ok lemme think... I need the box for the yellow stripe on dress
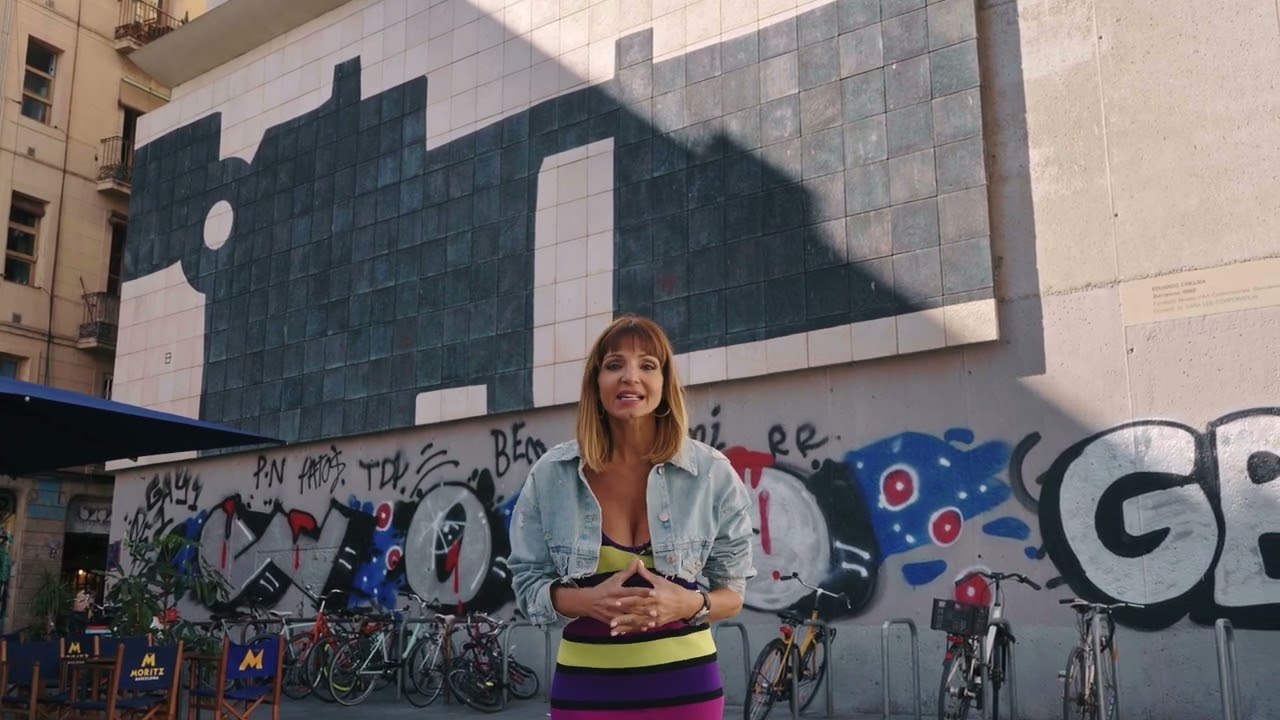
[596,544,656,572]
[557,628,716,669]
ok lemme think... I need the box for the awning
[0,377,281,476]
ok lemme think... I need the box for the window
[107,215,127,295]
[5,195,44,286]
[0,355,21,379]
[21,39,58,124]
[101,373,114,399]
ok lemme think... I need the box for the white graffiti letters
[1212,412,1280,609]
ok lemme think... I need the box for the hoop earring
[654,404,671,418]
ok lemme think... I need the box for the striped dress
[549,534,724,719]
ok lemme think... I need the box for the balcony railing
[98,136,134,187]
[79,291,120,352]
[115,0,185,49]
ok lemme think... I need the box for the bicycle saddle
[776,611,806,625]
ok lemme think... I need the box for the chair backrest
[224,635,282,681]
[4,639,63,684]
[116,642,181,692]
[62,636,92,663]
[97,634,150,660]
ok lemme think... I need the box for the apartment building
[0,0,202,631]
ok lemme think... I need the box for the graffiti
[767,422,831,467]
[491,421,545,478]
[124,469,204,544]
[359,451,412,494]
[298,445,348,495]
[689,405,727,450]
[253,455,287,491]
[1038,408,1280,629]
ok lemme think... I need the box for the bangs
[597,319,669,364]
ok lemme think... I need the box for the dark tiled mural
[126,0,993,442]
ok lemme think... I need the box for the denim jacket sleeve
[507,464,571,627]
[701,451,757,596]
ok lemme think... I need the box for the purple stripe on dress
[563,617,689,639]
[551,661,722,703]
[551,695,724,720]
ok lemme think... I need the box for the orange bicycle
[744,571,851,720]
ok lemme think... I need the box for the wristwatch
[684,589,711,625]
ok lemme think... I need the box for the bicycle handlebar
[780,571,852,609]
[964,571,1042,591]
[1059,598,1144,610]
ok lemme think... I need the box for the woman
[509,315,756,719]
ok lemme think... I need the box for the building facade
[113,0,1278,716]
[0,0,202,630]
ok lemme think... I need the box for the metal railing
[115,0,185,45]
[98,136,134,184]
[881,618,922,720]
[980,618,1019,720]
[712,620,752,696]
[79,291,120,346]
[789,618,834,719]
[500,619,553,708]
[1215,618,1242,720]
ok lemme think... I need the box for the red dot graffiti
[954,572,991,607]
[930,507,963,546]
[881,467,916,509]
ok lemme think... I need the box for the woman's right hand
[552,557,655,625]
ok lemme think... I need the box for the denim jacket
[508,438,756,626]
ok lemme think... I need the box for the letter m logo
[141,653,156,668]
[68,642,82,655]
[238,649,264,672]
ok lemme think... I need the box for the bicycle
[1059,598,1141,720]
[326,593,454,707]
[744,571,850,720]
[935,570,1041,720]
[444,612,540,712]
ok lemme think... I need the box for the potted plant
[28,571,72,639]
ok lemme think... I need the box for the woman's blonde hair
[575,315,688,472]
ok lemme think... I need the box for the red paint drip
[758,490,772,555]
[294,544,301,571]
[220,541,227,569]
[724,446,773,489]
[286,510,318,543]
[446,540,462,595]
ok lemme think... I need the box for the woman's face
[596,341,665,422]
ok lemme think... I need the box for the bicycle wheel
[446,660,502,713]
[937,644,973,720]
[282,634,315,699]
[405,637,445,707]
[507,658,539,699]
[1099,641,1119,720]
[305,635,343,703]
[330,636,382,706]
[989,637,1006,720]
[793,634,827,714]
[745,638,787,720]
[1062,647,1092,720]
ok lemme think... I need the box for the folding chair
[0,638,63,720]
[186,636,283,720]
[65,641,184,720]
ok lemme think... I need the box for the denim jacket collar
[540,439,699,476]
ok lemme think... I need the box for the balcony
[97,136,133,196]
[78,292,120,354]
[114,0,186,54]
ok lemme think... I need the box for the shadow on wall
[125,0,999,442]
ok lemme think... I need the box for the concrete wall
[111,0,1280,717]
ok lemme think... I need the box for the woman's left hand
[608,565,702,636]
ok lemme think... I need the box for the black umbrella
[0,376,281,475]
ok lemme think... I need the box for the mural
[125,0,995,443]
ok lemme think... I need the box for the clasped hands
[587,557,699,636]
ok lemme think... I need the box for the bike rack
[712,620,752,696]
[979,618,1018,720]
[392,616,438,701]
[789,619,835,719]
[500,620,554,708]
[880,618,921,720]
[1215,618,1242,720]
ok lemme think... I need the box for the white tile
[536,168,558,210]
[503,68,532,111]
[558,159,589,201]
[589,0,620,41]
[807,324,853,367]
[453,20,478,61]
[561,8,590,51]
[556,237,588,282]
[586,272,613,315]
[726,340,767,379]
[560,46,590,89]
[534,324,556,365]
[653,0,684,16]
[757,0,795,21]
[426,100,451,135]
[477,78,503,120]
[620,0,653,29]
[531,58,560,100]
[532,364,555,406]
[586,232,613,275]
[360,33,386,66]
[456,0,481,25]
[428,1,453,37]
[944,299,1000,346]
[382,53,407,87]
[851,316,897,360]
[406,9,431,44]
[450,89,476,128]
[687,346,727,385]
[559,198,588,241]
[530,0,558,29]
[723,1,757,31]
[529,22,560,59]
[686,0,721,45]
[587,191,613,235]
[554,316,587,361]
[504,37,533,75]
[534,246,557,287]
[427,39,452,71]
[553,359,583,405]
[589,38,616,82]
[466,384,489,416]
[534,287,556,327]
[477,45,504,85]
[651,8,686,58]
[766,334,808,373]
[362,2,385,34]
[453,54,478,94]
[506,0,533,35]
[477,14,507,51]
[584,311,613,346]
[672,352,691,384]
[415,390,443,424]
[384,20,408,57]
[897,308,947,354]
[555,278,588,322]
[440,387,469,420]
[406,42,430,76]
[535,207,558,247]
